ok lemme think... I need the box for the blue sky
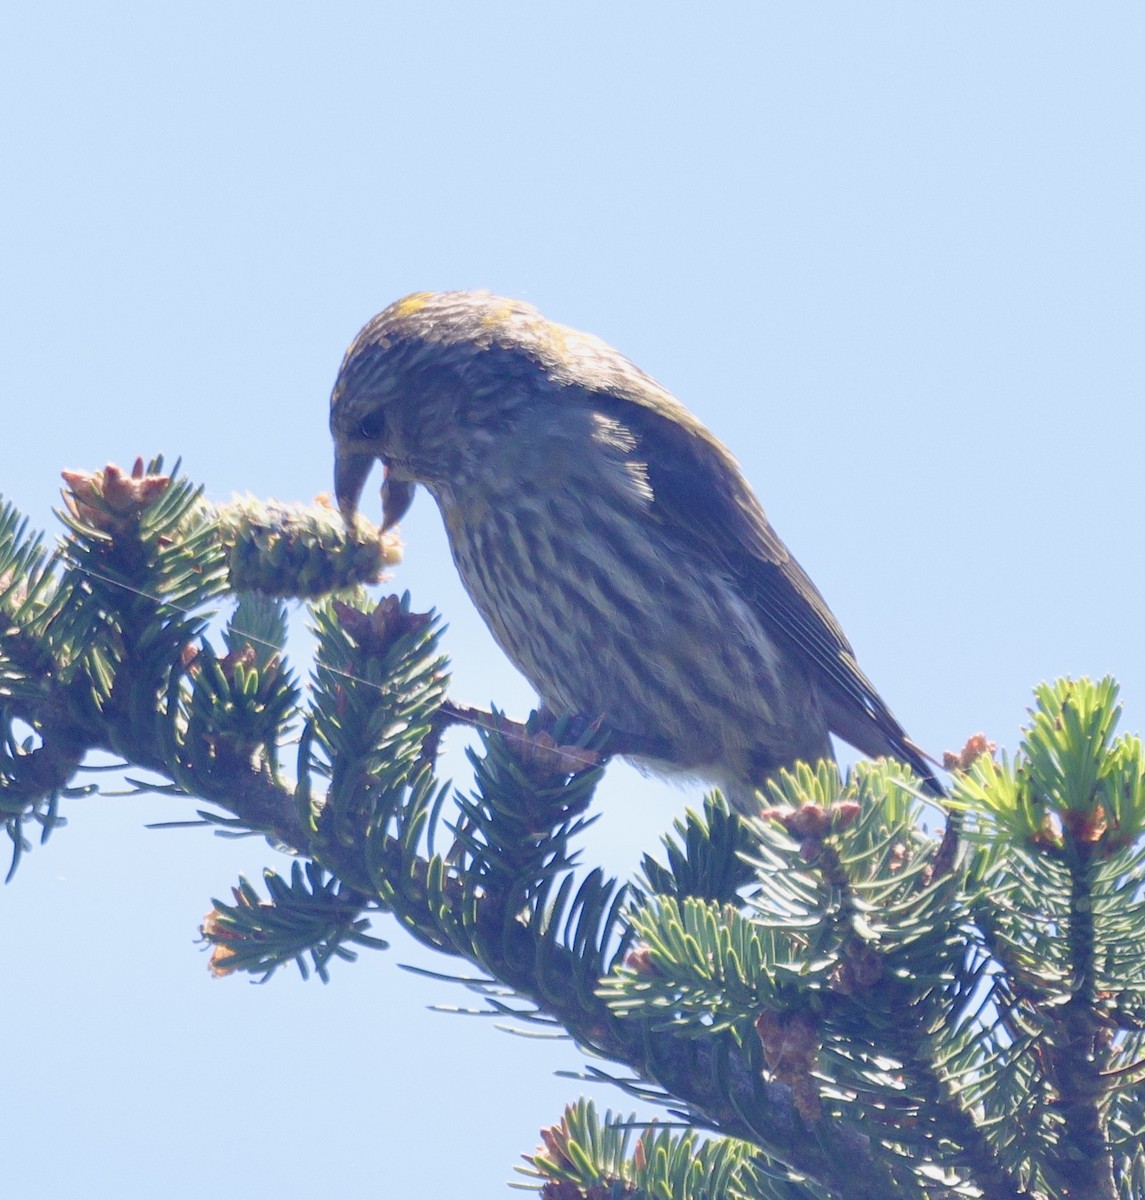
[2,5,1143,1196]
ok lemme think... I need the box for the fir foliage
[2,461,1143,1199]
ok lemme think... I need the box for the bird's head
[331,291,548,528]
[330,290,683,528]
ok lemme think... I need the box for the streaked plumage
[329,291,940,808]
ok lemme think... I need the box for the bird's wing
[592,390,941,793]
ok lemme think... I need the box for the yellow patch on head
[540,321,572,360]
[481,301,520,330]
[392,293,432,319]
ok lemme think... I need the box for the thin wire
[67,560,607,772]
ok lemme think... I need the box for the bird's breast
[434,468,825,777]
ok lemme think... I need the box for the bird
[329,290,941,809]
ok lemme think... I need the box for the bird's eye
[357,411,386,441]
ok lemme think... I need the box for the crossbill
[330,291,940,809]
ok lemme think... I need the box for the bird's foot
[419,701,607,779]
